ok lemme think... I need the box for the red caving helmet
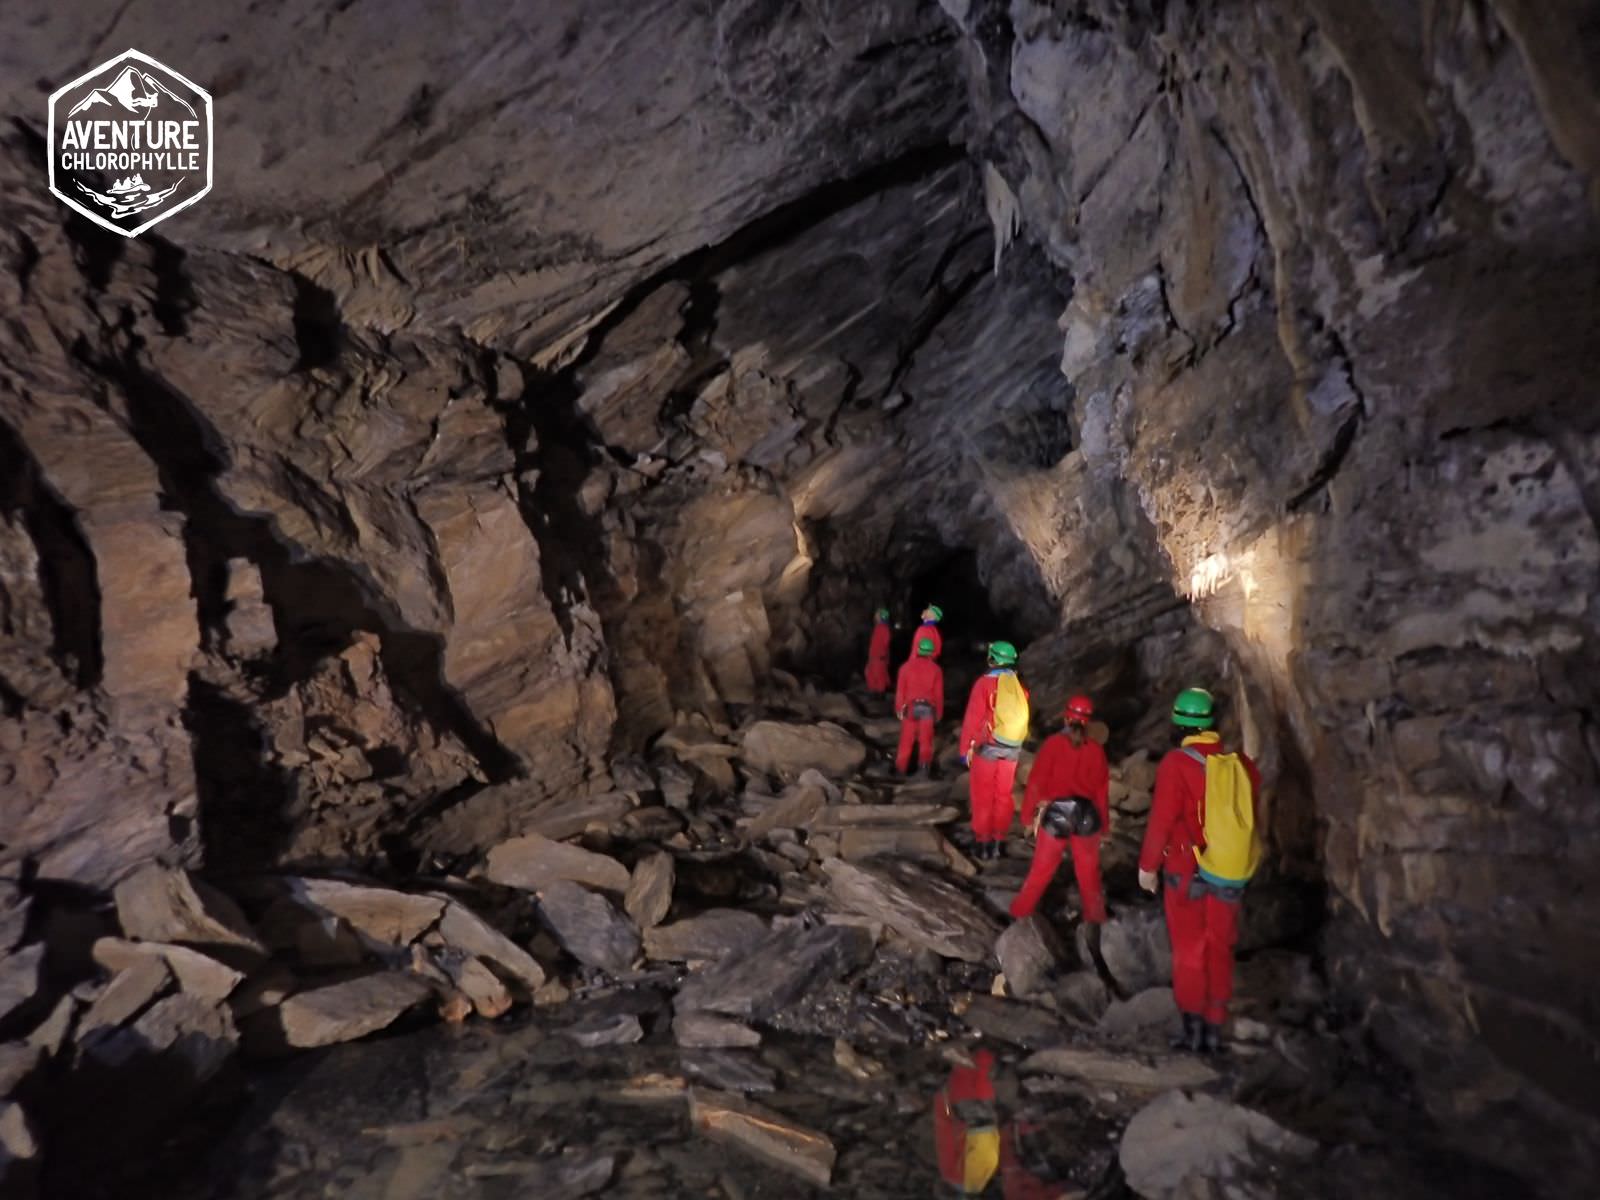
[1064,694,1094,724]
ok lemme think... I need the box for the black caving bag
[1041,795,1102,838]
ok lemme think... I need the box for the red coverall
[1138,733,1261,1025]
[960,671,1027,846]
[904,622,942,661]
[1010,732,1109,923]
[932,1051,998,1193]
[864,620,892,693]
[894,656,944,773]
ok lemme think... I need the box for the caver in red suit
[1139,729,1261,1027]
[959,662,1027,853]
[864,613,892,693]
[904,621,942,662]
[1010,698,1109,924]
[894,648,944,774]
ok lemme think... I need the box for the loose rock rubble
[0,702,1445,1197]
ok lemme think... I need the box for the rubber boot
[1169,1013,1202,1052]
[1201,1022,1224,1056]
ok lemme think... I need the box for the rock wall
[935,0,1600,1182]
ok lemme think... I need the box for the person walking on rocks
[905,603,943,662]
[1138,687,1262,1054]
[865,607,892,694]
[894,636,945,776]
[959,641,1030,860]
[1010,695,1109,924]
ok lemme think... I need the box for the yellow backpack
[1183,747,1260,885]
[990,672,1030,746]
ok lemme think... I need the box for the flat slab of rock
[740,721,866,780]
[817,804,959,827]
[486,834,630,894]
[276,973,433,1048]
[961,994,1067,1049]
[688,1088,835,1187]
[675,923,874,1021]
[79,955,170,1035]
[823,860,999,962]
[1120,1091,1314,1198]
[537,880,639,974]
[287,879,445,948]
[112,865,264,958]
[92,937,244,1005]
[996,916,1066,999]
[673,1012,762,1049]
[1057,969,1112,1025]
[623,852,674,929]
[643,910,769,963]
[436,900,546,992]
[1022,1046,1219,1091]
[836,826,947,865]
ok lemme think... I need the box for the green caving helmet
[923,604,943,622]
[1172,687,1215,728]
[917,636,937,656]
[987,640,1018,667]
[875,607,890,621]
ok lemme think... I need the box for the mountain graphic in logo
[67,65,197,119]
[48,48,214,238]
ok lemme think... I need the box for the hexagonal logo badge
[47,48,212,238]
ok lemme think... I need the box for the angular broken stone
[744,781,829,840]
[995,916,1067,999]
[437,900,546,992]
[673,1012,762,1049]
[1119,1091,1314,1198]
[1022,1045,1219,1091]
[1056,969,1112,1025]
[623,851,675,929]
[740,721,866,780]
[112,865,265,958]
[642,909,769,963]
[536,880,640,974]
[78,955,171,1036]
[486,834,630,894]
[674,923,874,1021]
[1082,906,1171,995]
[0,943,43,1024]
[444,956,514,1019]
[283,878,445,949]
[823,859,999,962]
[25,995,76,1057]
[275,973,433,1048]
[229,961,298,1019]
[256,898,367,966]
[688,1088,835,1186]
[1098,987,1179,1038]
[92,937,244,1006]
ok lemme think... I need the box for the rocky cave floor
[2,669,1543,1199]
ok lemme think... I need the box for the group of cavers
[866,606,1264,1061]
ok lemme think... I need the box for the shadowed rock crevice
[0,416,103,688]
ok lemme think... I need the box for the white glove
[1138,869,1158,894]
